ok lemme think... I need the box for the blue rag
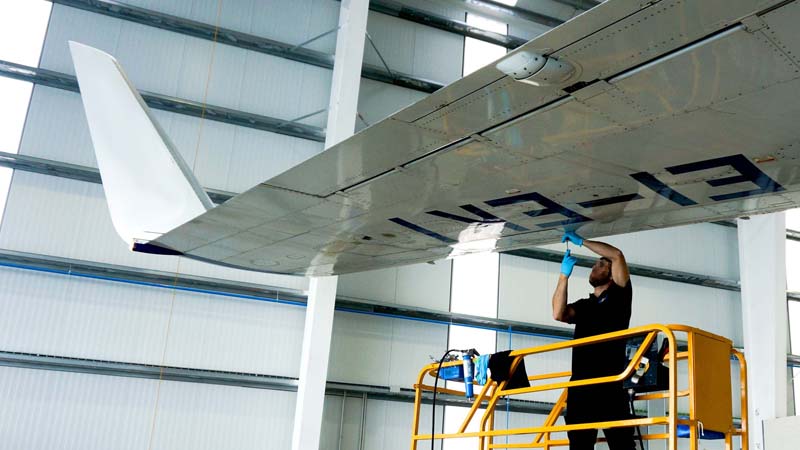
[475,354,490,385]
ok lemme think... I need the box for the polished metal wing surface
[74,0,800,276]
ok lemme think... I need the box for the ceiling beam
[548,0,602,11]
[0,59,326,143]
[0,247,573,339]
[453,0,566,27]
[0,350,556,413]
[0,151,236,205]
[365,0,535,47]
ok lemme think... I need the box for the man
[552,230,635,450]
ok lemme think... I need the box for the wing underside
[84,0,800,276]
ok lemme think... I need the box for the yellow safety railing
[409,324,748,450]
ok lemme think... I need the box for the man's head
[589,256,612,287]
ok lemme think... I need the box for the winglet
[69,41,213,249]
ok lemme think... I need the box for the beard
[589,273,611,287]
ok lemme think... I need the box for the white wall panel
[364,11,464,85]
[320,395,346,450]
[403,0,468,20]
[492,411,555,446]
[237,49,332,129]
[247,0,340,54]
[508,21,553,42]
[115,0,341,53]
[538,223,740,281]
[328,311,447,387]
[115,21,187,95]
[396,259,453,310]
[364,12,416,76]
[499,254,743,346]
[363,398,444,450]
[631,276,742,345]
[115,0,192,20]
[339,265,399,304]
[0,172,308,291]
[409,22,464,85]
[42,5,123,69]
[506,0,577,41]
[357,78,428,131]
[0,366,449,450]
[0,365,295,450]
[169,114,236,190]
[42,5,333,123]
[175,38,248,112]
[497,332,572,404]
[338,259,452,311]
[19,87,97,167]
[226,125,324,192]
[0,266,305,375]
[326,394,445,450]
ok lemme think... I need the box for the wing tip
[68,41,113,62]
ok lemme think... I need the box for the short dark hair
[599,256,612,265]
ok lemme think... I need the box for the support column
[324,0,369,148]
[738,213,788,450]
[291,1,368,450]
[291,276,339,450]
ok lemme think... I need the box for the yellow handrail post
[733,349,749,450]
[481,376,505,450]
[533,388,567,446]
[665,328,678,450]
[410,366,429,450]
[487,404,496,450]
[479,357,522,432]
[460,379,495,433]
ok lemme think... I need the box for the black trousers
[565,383,635,450]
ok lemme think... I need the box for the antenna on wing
[496,50,577,87]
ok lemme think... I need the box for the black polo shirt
[569,280,632,381]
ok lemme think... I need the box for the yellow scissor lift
[410,324,747,450]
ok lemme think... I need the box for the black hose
[628,389,646,450]
[432,349,460,450]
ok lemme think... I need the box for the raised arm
[562,231,630,286]
[552,250,577,323]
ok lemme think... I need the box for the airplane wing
[71,0,800,276]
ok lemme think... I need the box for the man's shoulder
[603,280,632,307]
[611,279,632,292]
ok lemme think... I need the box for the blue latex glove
[561,230,584,247]
[561,250,577,277]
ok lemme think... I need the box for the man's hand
[561,230,584,247]
[560,250,577,277]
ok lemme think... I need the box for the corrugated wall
[0,365,356,450]
[337,259,452,310]
[329,310,448,387]
[0,264,305,375]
